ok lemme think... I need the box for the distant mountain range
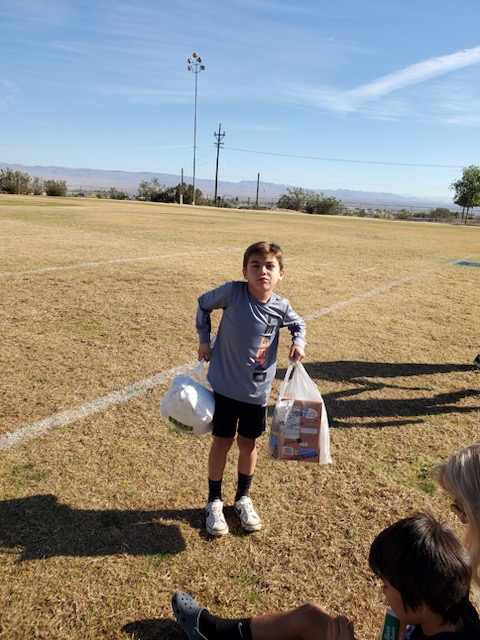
[0,162,456,209]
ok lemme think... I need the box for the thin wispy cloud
[275,44,480,120]
[346,45,480,104]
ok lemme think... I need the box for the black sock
[208,478,223,503]
[234,472,253,503]
[198,609,253,640]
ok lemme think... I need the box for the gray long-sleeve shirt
[196,281,306,405]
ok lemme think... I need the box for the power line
[224,146,463,169]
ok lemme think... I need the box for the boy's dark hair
[368,512,471,625]
[243,241,284,270]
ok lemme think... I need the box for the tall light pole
[187,52,205,206]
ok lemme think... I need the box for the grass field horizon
[1,194,479,639]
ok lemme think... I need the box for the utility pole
[213,123,225,206]
[187,53,205,205]
[256,173,260,207]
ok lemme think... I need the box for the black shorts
[212,392,267,440]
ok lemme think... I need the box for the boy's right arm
[196,282,234,360]
[196,293,215,347]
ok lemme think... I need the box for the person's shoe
[172,591,208,640]
[473,354,480,369]
[234,495,262,532]
[205,499,229,536]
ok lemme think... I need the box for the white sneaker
[205,499,229,536]
[234,496,262,532]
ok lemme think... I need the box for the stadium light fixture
[187,53,205,206]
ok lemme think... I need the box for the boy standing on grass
[196,241,306,536]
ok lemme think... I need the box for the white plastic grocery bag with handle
[268,361,332,464]
[160,361,214,435]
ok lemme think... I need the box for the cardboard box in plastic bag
[268,397,322,462]
[268,362,332,464]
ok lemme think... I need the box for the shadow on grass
[0,494,211,560]
[122,619,182,639]
[276,360,479,428]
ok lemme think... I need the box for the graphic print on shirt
[252,314,277,382]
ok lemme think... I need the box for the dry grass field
[0,194,479,639]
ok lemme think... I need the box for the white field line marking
[0,363,196,451]
[0,249,232,278]
[304,269,436,321]
[0,259,465,451]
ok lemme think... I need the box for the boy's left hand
[289,344,305,361]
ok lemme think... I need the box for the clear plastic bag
[160,361,214,435]
[268,361,332,464]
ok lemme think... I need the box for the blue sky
[2,0,480,200]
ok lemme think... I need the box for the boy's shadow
[0,494,211,560]
[0,495,250,561]
[275,360,479,427]
[307,360,475,383]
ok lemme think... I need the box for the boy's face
[381,579,423,625]
[243,252,284,302]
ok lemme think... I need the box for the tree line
[0,169,204,204]
[1,165,479,222]
[0,168,67,196]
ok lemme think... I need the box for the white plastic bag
[268,361,332,464]
[160,361,214,435]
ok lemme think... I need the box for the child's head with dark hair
[369,512,471,626]
[243,241,284,271]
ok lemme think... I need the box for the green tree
[138,177,162,201]
[277,188,343,215]
[109,187,129,200]
[450,165,480,224]
[277,187,307,211]
[430,207,454,221]
[31,176,43,195]
[0,168,31,194]
[138,179,202,204]
[138,180,151,200]
[305,193,344,215]
[176,181,196,204]
[151,185,176,203]
[44,180,67,196]
[177,183,203,205]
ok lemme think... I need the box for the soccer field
[1,195,479,639]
